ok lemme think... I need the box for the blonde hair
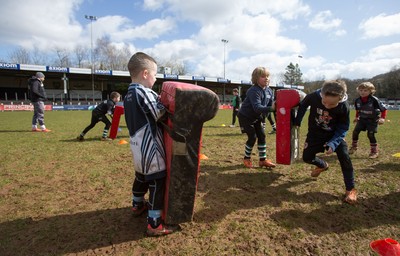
[127,52,157,78]
[251,67,270,85]
[357,81,376,94]
[321,80,347,100]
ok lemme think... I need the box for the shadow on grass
[0,207,147,256]
[0,130,35,133]
[196,165,400,236]
[359,161,400,173]
[59,136,130,143]
[206,133,242,137]
[195,170,328,222]
[270,191,400,235]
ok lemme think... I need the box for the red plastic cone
[370,238,400,256]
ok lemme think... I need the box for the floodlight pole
[85,15,97,103]
[221,39,229,79]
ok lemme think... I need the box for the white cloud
[196,14,305,54]
[302,43,400,80]
[309,10,342,31]
[0,0,83,52]
[160,0,310,24]
[359,12,400,38]
[335,29,347,37]
[358,43,400,62]
[143,0,165,10]
[95,16,176,42]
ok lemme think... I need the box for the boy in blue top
[294,80,357,204]
[238,67,276,169]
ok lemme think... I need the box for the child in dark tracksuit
[349,82,387,159]
[77,91,120,141]
[294,80,357,204]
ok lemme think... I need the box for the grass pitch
[0,109,399,255]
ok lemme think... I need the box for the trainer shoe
[259,159,276,168]
[311,162,329,177]
[243,159,253,168]
[348,147,357,154]
[229,124,235,128]
[41,128,51,132]
[146,223,178,237]
[77,136,85,141]
[32,128,40,132]
[369,152,379,159]
[132,201,147,217]
[101,137,112,141]
[344,189,357,204]
[268,129,276,134]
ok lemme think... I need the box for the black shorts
[355,118,378,133]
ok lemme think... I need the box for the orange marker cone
[118,139,128,145]
[370,238,400,256]
[199,153,209,160]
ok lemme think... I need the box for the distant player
[349,82,387,158]
[77,91,120,141]
[229,88,241,128]
[29,72,51,132]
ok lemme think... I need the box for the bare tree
[95,36,132,70]
[158,59,190,75]
[31,46,47,65]
[74,45,89,68]
[118,45,132,71]
[273,72,286,86]
[53,47,70,67]
[8,47,30,64]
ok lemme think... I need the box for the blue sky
[0,0,399,84]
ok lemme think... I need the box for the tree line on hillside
[282,62,400,102]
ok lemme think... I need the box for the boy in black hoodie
[77,91,120,141]
[294,80,357,204]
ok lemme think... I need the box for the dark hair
[321,80,347,99]
[127,52,157,78]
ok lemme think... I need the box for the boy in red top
[349,82,387,158]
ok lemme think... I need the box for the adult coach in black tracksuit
[30,72,51,132]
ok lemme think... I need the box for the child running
[294,80,357,204]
